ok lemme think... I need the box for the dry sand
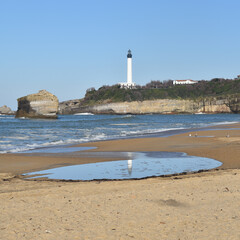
[0,123,240,239]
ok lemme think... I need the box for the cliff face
[198,99,232,114]
[16,90,59,119]
[88,100,200,114]
[227,97,240,113]
[59,96,240,115]
[86,99,233,114]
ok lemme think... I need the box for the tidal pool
[24,152,222,180]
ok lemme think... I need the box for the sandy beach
[0,123,240,239]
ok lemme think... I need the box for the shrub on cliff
[83,78,240,104]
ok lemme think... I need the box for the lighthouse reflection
[127,152,134,176]
[127,159,132,175]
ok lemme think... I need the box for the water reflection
[128,160,132,175]
[24,152,222,181]
[127,152,133,176]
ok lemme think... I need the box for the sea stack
[16,90,59,119]
[0,105,15,115]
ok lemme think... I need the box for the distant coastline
[59,78,240,115]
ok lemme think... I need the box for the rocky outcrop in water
[58,99,83,115]
[0,105,15,115]
[16,90,59,119]
[59,96,240,115]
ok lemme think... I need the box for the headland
[59,78,240,115]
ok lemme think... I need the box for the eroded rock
[0,105,14,115]
[16,90,59,119]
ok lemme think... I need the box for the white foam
[122,115,133,118]
[0,132,108,154]
[120,128,184,136]
[0,116,13,118]
[7,136,30,140]
[0,144,13,147]
[110,123,145,126]
[211,121,239,126]
[74,113,94,115]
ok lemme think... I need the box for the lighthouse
[119,50,136,88]
[127,49,132,85]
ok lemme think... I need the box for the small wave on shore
[211,121,239,126]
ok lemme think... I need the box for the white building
[119,50,136,88]
[173,79,198,85]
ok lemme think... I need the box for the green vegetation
[83,78,240,105]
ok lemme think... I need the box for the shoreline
[0,114,239,155]
[0,122,239,176]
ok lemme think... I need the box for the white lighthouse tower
[119,49,136,88]
[127,49,133,85]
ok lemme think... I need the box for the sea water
[0,114,239,153]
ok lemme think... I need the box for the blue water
[0,114,239,153]
[24,152,222,180]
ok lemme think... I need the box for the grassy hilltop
[83,78,240,105]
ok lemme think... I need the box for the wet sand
[0,123,240,239]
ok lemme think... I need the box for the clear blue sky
[1,0,240,110]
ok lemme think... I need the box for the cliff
[16,90,59,119]
[226,97,240,113]
[85,99,200,114]
[59,96,239,115]
[59,78,240,115]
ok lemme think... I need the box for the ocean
[0,113,239,154]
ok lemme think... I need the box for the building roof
[174,80,198,82]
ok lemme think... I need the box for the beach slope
[0,124,239,239]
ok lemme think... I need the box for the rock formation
[16,90,59,119]
[198,98,232,113]
[58,99,82,115]
[87,99,200,114]
[227,97,240,113]
[0,105,15,115]
[58,96,240,115]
